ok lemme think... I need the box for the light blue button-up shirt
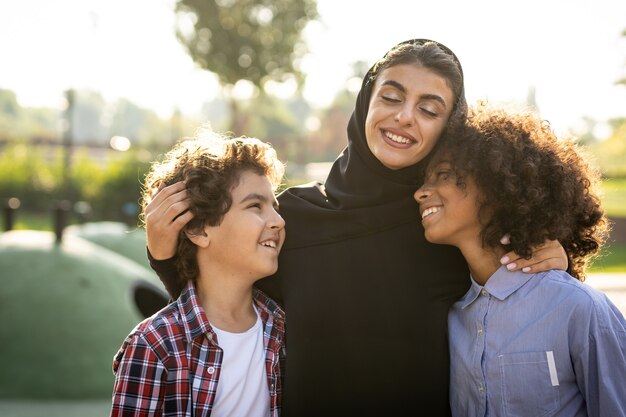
[449,266,626,417]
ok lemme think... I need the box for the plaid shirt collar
[177,280,285,343]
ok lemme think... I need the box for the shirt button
[478,383,484,393]
[481,289,488,296]
[477,327,483,336]
[207,366,215,375]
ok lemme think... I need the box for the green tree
[311,60,367,161]
[174,0,318,134]
[0,88,58,142]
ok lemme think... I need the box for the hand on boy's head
[500,239,567,274]
[145,181,194,260]
[150,181,166,200]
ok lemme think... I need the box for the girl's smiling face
[365,64,454,170]
[414,161,483,249]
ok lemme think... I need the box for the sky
[1,0,625,138]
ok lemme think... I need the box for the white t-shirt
[210,308,270,417]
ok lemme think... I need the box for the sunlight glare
[110,135,131,151]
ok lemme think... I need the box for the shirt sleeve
[111,333,166,417]
[147,247,184,300]
[573,294,626,417]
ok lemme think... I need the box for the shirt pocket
[498,351,560,417]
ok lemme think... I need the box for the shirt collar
[458,265,535,309]
[177,280,212,342]
[177,280,286,342]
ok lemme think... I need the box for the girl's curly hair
[140,130,284,286]
[433,103,609,280]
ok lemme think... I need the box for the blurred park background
[1,0,625,415]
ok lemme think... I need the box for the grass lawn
[8,210,76,232]
[602,177,626,218]
[589,244,626,273]
[0,400,111,417]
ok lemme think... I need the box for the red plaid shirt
[110,280,286,417]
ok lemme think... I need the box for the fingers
[145,181,194,260]
[146,181,187,211]
[145,183,188,219]
[170,207,194,229]
[500,239,568,273]
[158,195,192,226]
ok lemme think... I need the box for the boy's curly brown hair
[432,103,609,280]
[140,130,284,286]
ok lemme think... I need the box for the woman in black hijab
[145,39,567,416]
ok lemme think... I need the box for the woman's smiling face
[365,64,454,170]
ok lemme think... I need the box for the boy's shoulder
[113,300,186,370]
[134,300,185,341]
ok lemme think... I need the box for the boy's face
[413,161,482,248]
[202,170,285,281]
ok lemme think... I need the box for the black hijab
[279,39,467,249]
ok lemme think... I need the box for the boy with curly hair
[110,132,287,416]
[414,104,626,416]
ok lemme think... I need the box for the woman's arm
[144,181,192,299]
[500,237,569,274]
[145,181,192,260]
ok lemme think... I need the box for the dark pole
[4,198,20,231]
[53,200,71,244]
[62,89,75,201]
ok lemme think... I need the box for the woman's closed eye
[382,95,401,103]
[420,107,439,117]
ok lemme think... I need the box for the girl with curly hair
[415,104,626,416]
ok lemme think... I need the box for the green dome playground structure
[0,224,168,403]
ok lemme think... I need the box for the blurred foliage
[244,93,307,162]
[590,121,626,178]
[0,144,60,210]
[589,244,626,273]
[600,177,626,218]
[175,0,317,88]
[308,61,368,162]
[1,17,624,223]
[174,0,318,133]
[0,88,58,141]
[60,88,193,151]
[0,87,200,153]
[0,143,151,224]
